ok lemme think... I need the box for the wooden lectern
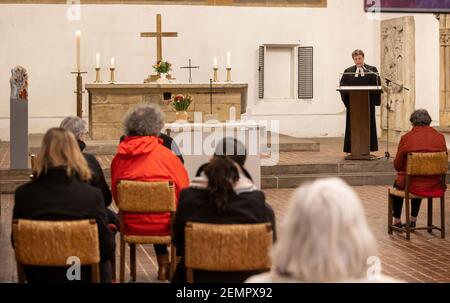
[337,86,383,160]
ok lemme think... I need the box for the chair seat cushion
[388,187,444,199]
[124,235,171,244]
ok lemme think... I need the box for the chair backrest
[184,222,273,272]
[12,219,100,266]
[116,180,175,213]
[406,152,448,176]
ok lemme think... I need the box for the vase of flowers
[171,94,192,122]
[153,60,172,83]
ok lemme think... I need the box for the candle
[227,52,231,68]
[110,57,115,69]
[96,52,100,69]
[213,57,218,69]
[76,30,81,71]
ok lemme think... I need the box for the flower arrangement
[153,60,172,74]
[171,94,192,111]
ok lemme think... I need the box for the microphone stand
[381,76,409,160]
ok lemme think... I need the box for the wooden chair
[184,222,273,283]
[12,219,101,283]
[116,180,176,282]
[388,151,448,240]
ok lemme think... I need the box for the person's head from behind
[123,103,165,137]
[213,137,247,167]
[59,116,88,142]
[272,178,377,282]
[203,138,247,211]
[34,128,92,181]
[352,49,365,67]
[409,109,432,127]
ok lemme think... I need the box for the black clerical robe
[339,64,381,153]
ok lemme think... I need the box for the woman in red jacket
[111,104,189,280]
[392,109,447,229]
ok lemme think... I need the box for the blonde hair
[272,178,378,282]
[34,128,92,181]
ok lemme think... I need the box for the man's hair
[352,49,365,58]
[60,116,88,141]
[409,109,432,127]
[123,103,165,136]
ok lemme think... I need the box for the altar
[85,82,248,140]
[163,121,264,189]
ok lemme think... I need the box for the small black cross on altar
[180,59,200,83]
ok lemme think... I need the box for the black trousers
[155,244,168,255]
[392,196,422,219]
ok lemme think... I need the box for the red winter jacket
[111,136,189,236]
[394,126,447,197]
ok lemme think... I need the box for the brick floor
[2,185,450,283]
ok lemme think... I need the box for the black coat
[78,141,112,207]
[13,167,115,282]
[340,64,381,153]
[171,187,276,283]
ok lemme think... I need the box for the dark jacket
[171,175,276,283]
[339,64,382,153]
[78,140,112,207]
[12,167,115,282]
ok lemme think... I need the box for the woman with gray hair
[246,178,398,283]
[391,109,447,229]
[111,103,189,281]
[60,116,118,230]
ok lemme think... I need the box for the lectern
[336,86,383,160]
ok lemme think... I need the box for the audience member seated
[60,116,119,230]
[392,109,447,229]
[171,137,276,283]
[119,132,184,164]
[111,104,189,280]
[246,178,399,283]
[13,128,115,282]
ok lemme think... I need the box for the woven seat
[12,219,101,283]
[116,180,176,282]
[388,188,422,199]
[388,152,448,240]
[184,222,273,283]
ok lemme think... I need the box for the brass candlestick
[226,67,232,82]
[213,67,219,82]
[71,70,87,118]
[94,68,101,83]
[109,68,116,84]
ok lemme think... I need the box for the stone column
[380,16,415,143]
[10,66,29,169]
[437,14,450,126]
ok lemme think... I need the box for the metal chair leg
[405,198,411,240]
[428,198,433,233]
[130,244,136,282]
[119,234,125,283]
[441,196,445,239]
[388,193,394,234]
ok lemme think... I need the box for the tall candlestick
[227,52,231,68]
[110,57,115,69]
[76,30,81,71]
[96,52,100,69]
[213,57,218,69]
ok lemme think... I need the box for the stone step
[261,172,398,189]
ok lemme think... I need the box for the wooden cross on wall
[140,14,178,62]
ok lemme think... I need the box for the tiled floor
[2,185,450,283]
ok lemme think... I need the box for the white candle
[96,52,100,69]
[76,30,81,71]
[110,57,115,69]
[213,57,218,69]
[227,52,231,68]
